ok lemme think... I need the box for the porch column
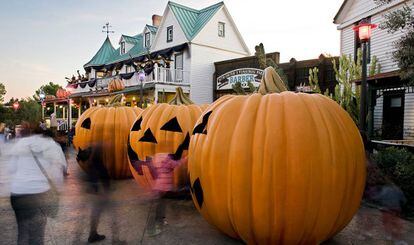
[154,63,159,83]
[53,103,57,115]
[41,104,45,120]
[154,88,158,104]
[63,106,66,120]
[68,99,72,130]
[78,101,82,118]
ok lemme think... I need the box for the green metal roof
[84,37,116,68]
[146,25,158,33]
[168,1,224,40]
[121,35,140,44]
[106,34,149,65]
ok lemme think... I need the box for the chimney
[152,15,162,27]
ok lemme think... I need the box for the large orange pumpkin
[188,67,366,244]
[73,95,142,179]
[128,87,206,190]
[108,78,125,92]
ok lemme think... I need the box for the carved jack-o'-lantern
[128,87,207,190]
[73,95,142,179]
[188,67,366,244]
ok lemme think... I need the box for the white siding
[339,1,414,73]
[374,96,383,136]
[189,44,246,103]
[192,7,249,55]
[151,7,188,52]
[404,92,414,139]
[340,25,354,57]
[343,0,378,22]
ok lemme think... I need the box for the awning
[120,72,135,80]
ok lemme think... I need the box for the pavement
[0,146,414,245]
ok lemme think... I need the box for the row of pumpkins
[73,67,366,245]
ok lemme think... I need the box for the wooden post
[68,99,72,130]
[78,101,82,118]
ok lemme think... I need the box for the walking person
[76,143,111,243]
[146,153,186,236]
[4,126,67,245]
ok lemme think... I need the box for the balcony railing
[71,67,190,95]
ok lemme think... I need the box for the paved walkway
[1,146,414,244]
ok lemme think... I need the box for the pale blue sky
[0,0,343,101]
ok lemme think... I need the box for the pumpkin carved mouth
[190,178,204,208]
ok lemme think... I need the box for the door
[174,53,183,82]
[382,90,405,139]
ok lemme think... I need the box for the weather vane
[102,22,114,37]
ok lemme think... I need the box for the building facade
[68,1,250,108]
[334,0,414,140]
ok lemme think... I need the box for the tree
[0,83,6,103]
[375,0,414,83]
[34,82,62,99]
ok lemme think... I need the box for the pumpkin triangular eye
[81,118,91,129]
[193,111,212,135]
[161,117,182,132]
[131,117,142,131]
[139,128,157,143]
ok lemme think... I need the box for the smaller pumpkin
[108,78,125,92]
[73,94,142,179]
[56,88,71,98]
[128,87,206,190]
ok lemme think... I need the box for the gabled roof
[121,34,140,44]
[84,37,116,68]
[146,24,158,33]
[333,0,350,24]
[106,34,148,65]
[168,1,224,40]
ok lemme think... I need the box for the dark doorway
[382,90,405,139]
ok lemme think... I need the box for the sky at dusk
[0,0,344,101]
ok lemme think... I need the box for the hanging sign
[216,68,263,90]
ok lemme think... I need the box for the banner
[217,68,263,90]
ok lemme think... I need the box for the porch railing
[72,68,190,95]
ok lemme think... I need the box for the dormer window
[145,32,151,48]
[218,22,225,37]
[167,26,173,43]
[120,41,126,55]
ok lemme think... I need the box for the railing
[70,67,190,95]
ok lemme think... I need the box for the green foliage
[374,147,414,204]
[254,43,288,85]
[376,1,414,84]
[231,81,256,95]
[34,82,62,99]
[0,98,41,127]
[0,83,6,103]
[308,67,321,94]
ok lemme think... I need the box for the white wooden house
[334,0,414,140]
[73,1,250,106]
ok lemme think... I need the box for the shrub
[374,147,412,175]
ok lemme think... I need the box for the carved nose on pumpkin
[139,128,157,144]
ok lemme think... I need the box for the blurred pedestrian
[76,143,110,243]
[146,153,185,236]
[4,127,67,245]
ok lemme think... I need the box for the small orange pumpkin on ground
[188,67,366,244]
[73,95,142,179]
[128,87,206,190]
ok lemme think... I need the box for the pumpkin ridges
[189,92,365,244]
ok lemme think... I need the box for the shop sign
[216,68,263,90]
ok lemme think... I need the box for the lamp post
[39,90,45,119]
[353,22,377,134]
[138,70,146,108]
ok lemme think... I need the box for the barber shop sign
[216,68,263,90]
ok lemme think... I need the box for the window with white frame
[167,26,173,42]
[218,22,225,37]
[145,32,151,48]
[120,41,126,54]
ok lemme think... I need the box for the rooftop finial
[102,22,115,37]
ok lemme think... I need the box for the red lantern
[353,23,377,42]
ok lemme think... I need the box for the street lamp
[353,22,377,134]
[39,90,46,119]
[39,90,46,101]
[138,70,146,108]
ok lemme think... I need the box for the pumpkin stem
[108,94,124,106]
[258,67,288,95]
[168,87,194,105]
